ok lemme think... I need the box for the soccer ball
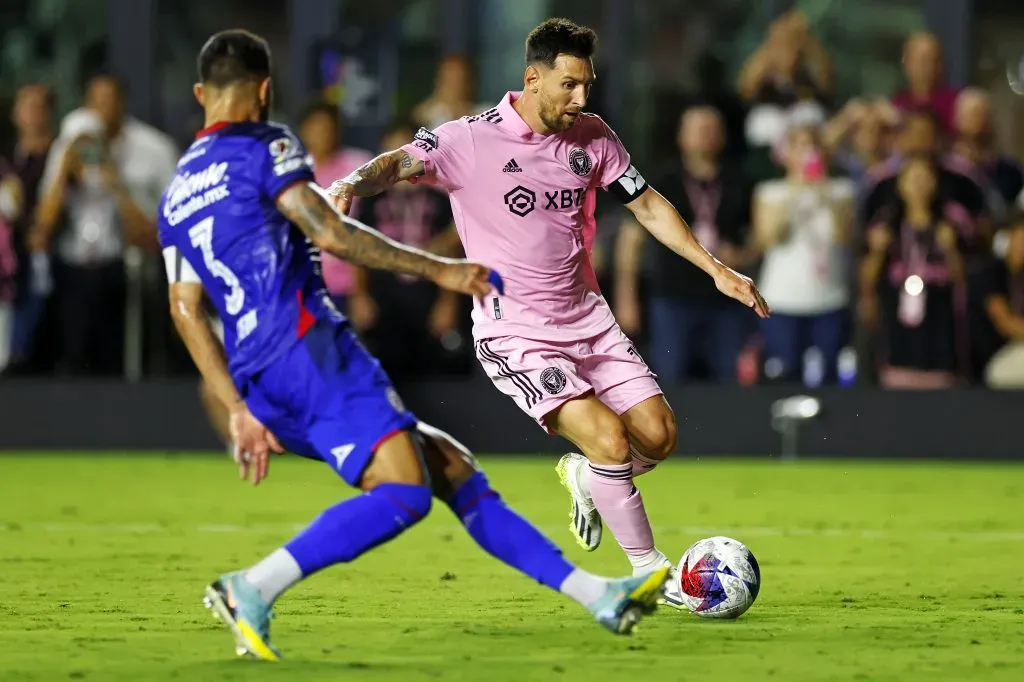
[674,536,760,618]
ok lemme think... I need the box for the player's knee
[445,470,497,520]
[644,410,678,461]
[586,422,632,465]
[369,482,434,525]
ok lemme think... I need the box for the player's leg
[204,325,432,660]
[416,422,669,634]
[547,396,670,575]
[206,428,432,661]
[474,337,605,551]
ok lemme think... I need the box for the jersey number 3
[189,216,245,315]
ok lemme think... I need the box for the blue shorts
[241,321,418,486]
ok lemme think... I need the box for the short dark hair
[525,18,597,68]
[85,72,128,98]
[198,29,271,87]
[299,101,338,127]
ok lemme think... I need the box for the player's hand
[714,266,771,318]
[326,180,356,216]
[431,260,499,297]
[229,405,284,486]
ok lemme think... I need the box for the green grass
[1,453,1023,681]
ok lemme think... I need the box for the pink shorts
[475,324,663,434]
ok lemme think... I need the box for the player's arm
[277,182,493,296]
[327,150,426,215]
[164,253,281,484]
[168,280,242,410]
[622,185,771,318]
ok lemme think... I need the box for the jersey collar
[496,91,536,139]
[195,121,233,139]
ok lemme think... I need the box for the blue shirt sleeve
[256,124,316,200]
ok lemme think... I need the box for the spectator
[982,215,1024,388]
[0,159,21,369]
[861,156,967,389]
[947,88,1024,222]
[297,101,373,312]
[737,10,832,109]
[824,98,899,186]
[862,108,986,242]
[739,9,832,177]
[411,55,487,130]
[615,106,753,383]
[349,120,463,384]
[29,74,177,376]
[4,84,55,375]
[891,32,960,134]
[753,124,855,384]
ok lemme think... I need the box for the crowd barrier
[1,378,1020,460]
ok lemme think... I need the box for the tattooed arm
[276,181,493,296]
[327,149,425,215]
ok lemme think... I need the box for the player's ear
[258,78,272,122]
[524,64,541,94]
[193,83,205,107]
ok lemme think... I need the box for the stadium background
[2,3,1024,681]
[1,0,1023,455]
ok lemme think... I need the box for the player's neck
[682,154,718,180]
[203,98,260,128]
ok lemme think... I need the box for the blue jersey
[159,120,417,486]
[157,121,343,385]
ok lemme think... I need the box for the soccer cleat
[589,566,672,635]
[556,452,602,551]
[659,567,687,610]
[203,571,281,661]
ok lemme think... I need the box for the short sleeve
[258,125,316,199]
[162,245,201,284]
[400,119,474,192]
[596,120,648,204]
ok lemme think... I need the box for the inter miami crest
[568,148,592,177]
[540,367,567,394]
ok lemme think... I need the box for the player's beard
[540,101,577,133]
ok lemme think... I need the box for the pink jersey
[401,91,637,342]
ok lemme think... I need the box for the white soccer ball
[674,536,760,619]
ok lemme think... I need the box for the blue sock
[447,472,574,591]
[285,483,432,576]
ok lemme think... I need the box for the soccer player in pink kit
[329,18,770,606]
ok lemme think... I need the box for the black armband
[606,165,648,204]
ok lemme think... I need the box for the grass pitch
[1,453,1022,681]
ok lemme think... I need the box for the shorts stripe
[476,341,543,407]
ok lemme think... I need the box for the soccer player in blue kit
[158,29,670,661]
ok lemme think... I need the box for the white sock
[244,548,303,604]
[627,549,671,577]
[559,568,609,609]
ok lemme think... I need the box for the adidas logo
[503,159,522,173]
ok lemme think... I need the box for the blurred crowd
[612,12,1024,390]
[1,14,1023,390]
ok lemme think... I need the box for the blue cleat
[203,571,281,661]
[589,566,671,635]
